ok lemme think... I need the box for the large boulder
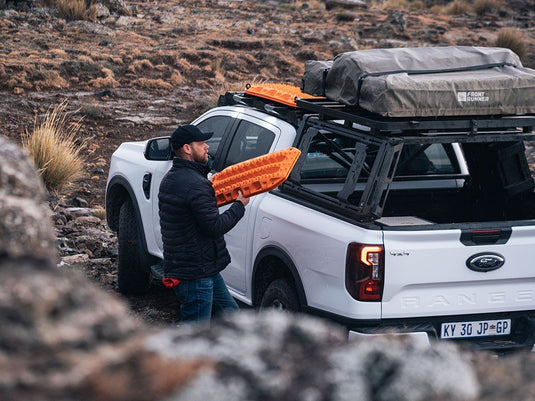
[0,137,56,264]
[146,311,479,401]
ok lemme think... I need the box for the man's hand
[236,190,250,206]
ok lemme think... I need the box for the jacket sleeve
[187,180,245,238]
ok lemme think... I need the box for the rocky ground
[2,0,535,324]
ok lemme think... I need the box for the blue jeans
[173,273,239,322]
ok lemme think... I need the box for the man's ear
[182,143,192,155]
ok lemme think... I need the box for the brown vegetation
[495,27,527,62]
[22,101,86,193]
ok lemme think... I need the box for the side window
[396,144,460,176]
[299,132,461,181]
[223,120,275,168]
[301,130,367,180]
[196,116,232,166]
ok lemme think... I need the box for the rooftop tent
[302,46,535,117]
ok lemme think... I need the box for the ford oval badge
[466,253,505,272]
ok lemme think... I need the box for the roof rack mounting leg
[470,120,478,135]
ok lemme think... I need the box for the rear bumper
[310,307,535,352]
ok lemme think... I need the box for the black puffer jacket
[158,158,245,280]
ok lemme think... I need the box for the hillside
[1,0,535,208]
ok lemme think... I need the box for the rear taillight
[345,243,384,301]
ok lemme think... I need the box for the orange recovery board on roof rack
[212,147,301,206]
[245,83,323,107]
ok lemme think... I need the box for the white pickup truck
[106,89,535,351]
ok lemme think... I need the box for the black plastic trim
[460,228,512,246]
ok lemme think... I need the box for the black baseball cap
[171,124,213,150]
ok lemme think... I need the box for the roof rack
[295,98,535,137]
[218,83,535,137]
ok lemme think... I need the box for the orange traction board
[212,147,301,206]
[245,83,324,107]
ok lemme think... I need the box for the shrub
[494,28,526,61]
[472,0,504,16]
[443,0,471,15]
[22,101,86,193]
[56,0,98,21]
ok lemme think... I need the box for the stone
[0,137,56,264]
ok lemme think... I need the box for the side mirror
[145,137,172,160]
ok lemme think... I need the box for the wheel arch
[252,246,307,308]
[105,176,151,260]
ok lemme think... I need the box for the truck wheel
[260,279,300,312]
[117,198,151,295]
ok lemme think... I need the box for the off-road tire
[260,278,300,312]
[117,198,151,295]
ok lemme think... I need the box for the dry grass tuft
[128,59,154,74]
[89,68,120,89]
[133,78,173,90]
[472,0,504,15]
[7,72,33,90]
[32,69,69,90]
[442,0,472,15]
[169,70,184,85]
[371,0,425,11]
[22,101,86,193]
[494,27,527,61]
[92,206,106,220]
[56,0,98,21]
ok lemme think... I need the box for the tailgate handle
[460,229,511,246]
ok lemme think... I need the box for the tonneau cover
[301,46,535,117]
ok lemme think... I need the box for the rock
[325,0,367,11]
[0,137,56,264]
[60,253,90,264]
[95,2,110,19]
[146,311,479,401]
[70,20,116,37]
[71,196,89,207]
[115,15,135,27]
[65,206,92,217]
[100,0,131,16]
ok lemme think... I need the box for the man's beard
[192,150,207,164]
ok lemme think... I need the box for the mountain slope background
[2,0,534,208]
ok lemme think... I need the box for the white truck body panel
[382,225,535,318]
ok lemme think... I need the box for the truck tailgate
[381,225,535,319]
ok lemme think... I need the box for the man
[158,124,249,322]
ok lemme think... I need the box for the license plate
[441,319,511,339]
